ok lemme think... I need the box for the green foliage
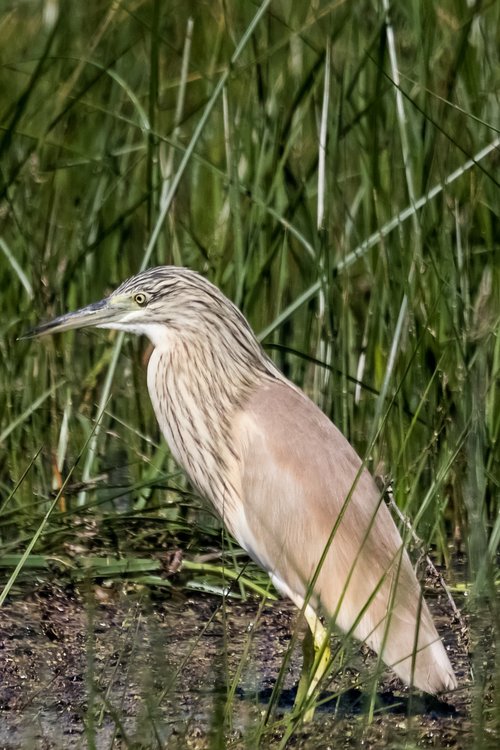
[0,0,499,744]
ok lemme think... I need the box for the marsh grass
[0,0,499,747]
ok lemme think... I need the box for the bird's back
[233,379,457,694]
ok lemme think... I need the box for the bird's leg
[294,605,330,722]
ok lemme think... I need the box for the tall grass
[1,0,499,746]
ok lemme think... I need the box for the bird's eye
[133,293,148,307]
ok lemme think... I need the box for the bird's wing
[232,378,456,693]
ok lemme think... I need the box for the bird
[27,266,457,719]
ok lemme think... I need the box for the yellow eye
[133,293,147,307]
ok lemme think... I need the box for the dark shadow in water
[238,685,459,718]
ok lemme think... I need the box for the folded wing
[232,379,456,693]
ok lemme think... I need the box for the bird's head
[23,266,261,355]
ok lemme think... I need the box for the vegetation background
[0,0,498,747]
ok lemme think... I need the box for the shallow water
[0,581,488,749]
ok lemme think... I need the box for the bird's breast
[146,347,244,522]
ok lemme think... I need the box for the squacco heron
[28,266,457,717]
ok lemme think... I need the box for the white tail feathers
[352,576,458,694]
[379,606,458,694]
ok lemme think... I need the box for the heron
[27,266,457,719]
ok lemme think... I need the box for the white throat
[97,322,174,350]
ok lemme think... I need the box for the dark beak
[20,298,112,339]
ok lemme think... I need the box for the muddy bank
[0,580,485,749]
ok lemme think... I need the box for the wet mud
[0,578,489,749]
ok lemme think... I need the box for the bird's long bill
[21,298,112,339]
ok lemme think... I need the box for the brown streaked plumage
[26,266,457,718]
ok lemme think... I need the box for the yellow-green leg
[294,605,331,722]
